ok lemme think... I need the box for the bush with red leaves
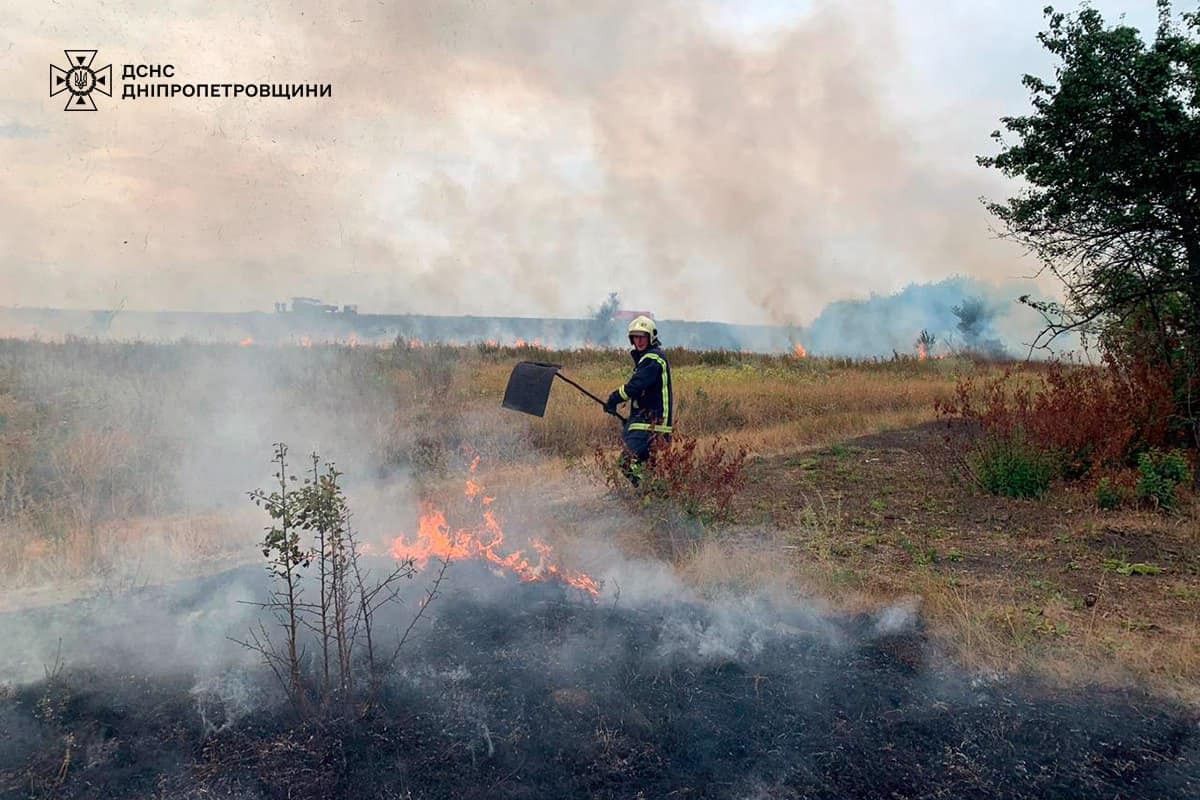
[592,434,749,524]
[936,358,1177,480]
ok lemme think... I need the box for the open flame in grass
[389,459,600,598]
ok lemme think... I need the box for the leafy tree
[951,296,1007,357]
[239,446,439,720]
[588,291,622,345]
[592,291,621,323]
[916,328,937,354]
[979,1,1200,458]
[246,443,310,712]
[952,297,987,342]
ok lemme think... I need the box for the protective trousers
[619,427,670,487]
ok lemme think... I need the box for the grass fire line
[389,458,602,598]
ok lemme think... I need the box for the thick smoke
[0,0,1031,325]
[803,276,1063,358]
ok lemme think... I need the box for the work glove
[604,390,622,415]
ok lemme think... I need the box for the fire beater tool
[501,361,626,423]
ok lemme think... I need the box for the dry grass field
[0,338,1196,704]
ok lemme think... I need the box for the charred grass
[2,569,1196,800]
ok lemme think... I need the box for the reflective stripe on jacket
[618,345,673,434]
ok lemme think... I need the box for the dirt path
[733,421,1200,704]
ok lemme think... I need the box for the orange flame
[239,337,255,347]
[916,342,928,361]
[390,471,600,598]
[793,343,807,359]
[347,334,359,348]
[300,336,313,348]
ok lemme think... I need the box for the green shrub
[968,431,1058,499]
[1095,476,1131,510]
[1135,449,1191,511]
[1102,558,1162,576]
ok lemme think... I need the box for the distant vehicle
[274,298,357,315]
[612,310,654,322]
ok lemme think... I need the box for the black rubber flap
[501,361,562,417]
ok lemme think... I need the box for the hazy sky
[0,1,1165,324]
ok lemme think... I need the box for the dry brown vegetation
[0,338,1196,704]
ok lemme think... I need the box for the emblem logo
[50,50,113,111]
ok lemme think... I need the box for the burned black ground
[1,565,1196,799]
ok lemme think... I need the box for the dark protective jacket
[617,345,673,434]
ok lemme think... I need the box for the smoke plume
[1,0,1035,325]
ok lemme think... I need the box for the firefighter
[603,316,673,485]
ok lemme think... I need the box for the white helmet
[627,315,658,344]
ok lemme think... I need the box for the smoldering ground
[0,557,1196,800]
